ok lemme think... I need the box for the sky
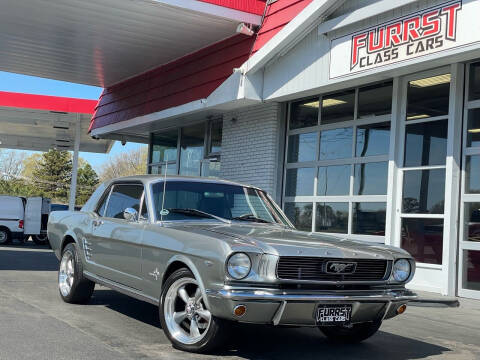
[0,71,146,171]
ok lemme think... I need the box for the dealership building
[1,0,479,299]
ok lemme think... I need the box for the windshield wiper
[232,214,272,224]
[166,208,230,224]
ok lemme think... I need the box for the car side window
[104,184,144,219]
[96,189,111,217]
[140,197,149,220]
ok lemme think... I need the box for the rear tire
[320,320,382,343]
[58,243,95,304]
[159,268,230,353]
[33,234,49,245]
[0,227,11,245]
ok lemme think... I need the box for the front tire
[159,268,229,353]
[0,227,11,245]
[58,243,95,304]
[320,320,382,343]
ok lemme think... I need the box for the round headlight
[393,259,411,282]
[227,253,251,280]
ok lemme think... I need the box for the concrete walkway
[0,244,478,360]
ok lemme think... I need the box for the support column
[69,115,81,210]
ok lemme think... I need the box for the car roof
[105,175,263,191]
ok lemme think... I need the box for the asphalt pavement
[0,243,479,360]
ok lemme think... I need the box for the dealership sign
[330,0,480,78]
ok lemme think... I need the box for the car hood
[167,222,411,260]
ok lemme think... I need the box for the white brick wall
[220,103,284,200]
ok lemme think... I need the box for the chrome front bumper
[207,287,417,326]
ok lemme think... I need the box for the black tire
[320,320,382,343]
[33,234,49,245]
[58,243,95,304]
[0,227,11,245]
[159,268,230,353]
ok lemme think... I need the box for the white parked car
[0,195,25,244]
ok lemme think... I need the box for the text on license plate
[316,305,352,324]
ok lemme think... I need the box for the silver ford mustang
[47,175,417,353]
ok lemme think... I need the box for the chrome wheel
[0,230,8,244]
[164,277,212,345]
[59,250,75,297]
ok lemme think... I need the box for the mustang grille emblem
[326,262,356,274]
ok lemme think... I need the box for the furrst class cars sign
[329,0,480,79]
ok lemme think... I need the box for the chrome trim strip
[272,301,287,326]
[212,289,417,302]
[84,271,159,305]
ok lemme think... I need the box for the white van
[0,196,25,244]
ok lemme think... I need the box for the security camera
[236,23,255,37]
[121,139,127,146]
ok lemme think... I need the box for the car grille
[276,257,390,282]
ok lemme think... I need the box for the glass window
[401,218,443,264]
[321,90,355,124]
[465,203,480,242]
[287,132,317,162]
[319,127,353,160]
[105,184,143,219]
[466,156,480,194]
[463,250,480,291]
[179,123,205,176]
[290,99,319,129]
[352,202,386,236]
[152,181,288,225]
[315,202,348,233]
[201,160,221,178]
[402,169,445,214]
[358,82,393,118]
[151,129,178,163]
[354,162,388,195]
[149,164,177,175]
[317,165,350,196]
[467,109,480,148]
[404,120,448,167]
[285,168,315,196]
[469,62,480,101]
[407,74,450,120]
[284,202,313,231]
[140,198,148,220]
[209,120,222,154]
[356,122,390,157]
[96,191,109,216]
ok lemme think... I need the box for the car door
[89,183,146,290]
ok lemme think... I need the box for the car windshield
[151,181,291,226]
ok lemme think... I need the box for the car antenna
[160,156,168,222]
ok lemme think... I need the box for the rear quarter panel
[47,211,93,260]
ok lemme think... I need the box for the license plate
[316,304,352,325]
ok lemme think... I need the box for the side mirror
[123,208,138,222]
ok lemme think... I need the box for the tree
[32,149,72,202]
[0,149,26,179]
[99,146,148,182]
[76,162,99,206]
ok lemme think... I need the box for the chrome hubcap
[59,251,75,296]
[0,231,7,243]
[164,277,211,345]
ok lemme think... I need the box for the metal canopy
[0,92,112,153]
[0,0,261,87]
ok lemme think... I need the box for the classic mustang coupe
[48,175,417,353]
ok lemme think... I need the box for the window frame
[283,81,393,241]
[95,182,146,222]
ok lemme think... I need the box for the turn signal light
[396,304,407,315]
[233,305,246,317]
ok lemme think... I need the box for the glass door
[458,62,480,299]
[395,68,454,293]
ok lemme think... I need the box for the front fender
[164,254,213,311]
